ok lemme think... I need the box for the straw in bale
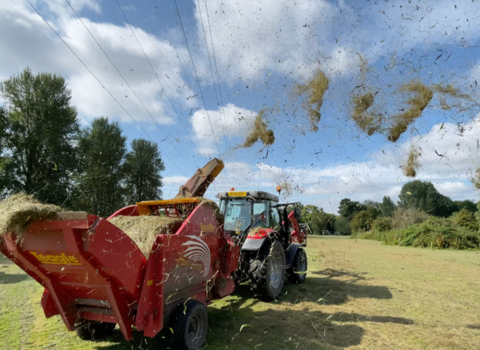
[0,193,65,239]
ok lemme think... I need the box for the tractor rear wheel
[170,300,208,350]
[249,240,286,301]
[75,320,116,340]
[287,248,307,284]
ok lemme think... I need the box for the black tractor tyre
[287,248,307,284]
[249,239,286,301]
[170,300,208,350]
[75,320,116,340]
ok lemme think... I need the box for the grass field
[1,236,480,349]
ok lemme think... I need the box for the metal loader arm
[175,158,224,198]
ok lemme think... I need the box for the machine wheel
[171,300,208,350]
[287,248,307,284]
[249,239,286,301]
[75,320,116,340]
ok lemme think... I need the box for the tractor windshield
[223,199,251,232]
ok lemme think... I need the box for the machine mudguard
[241,237,267,251]
[286,243,303,267]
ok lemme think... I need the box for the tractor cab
[217,190,280,236]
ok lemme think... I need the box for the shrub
[391,207,429,229]
[372,217,393,232]
[452,208,479,231]
[351,211,373,233]
[382,217,480,249]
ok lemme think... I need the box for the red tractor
[217,190,307,300]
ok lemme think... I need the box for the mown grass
[353,217,480,249]
[1,236,480,349]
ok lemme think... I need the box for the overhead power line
[200,0,232,152]
[65,0,195,173]
[26,0,187,176]
[115,0,206,167]
[171,0,222,157]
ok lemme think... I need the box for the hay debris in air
[241,110,275,148]
[402,146,421,178]
[388,82,434,142]
[296,69,329,131]
[0,193,65,238]
[351,91,381,136]
[109,215,183,257]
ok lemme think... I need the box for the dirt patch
[388,82,434,142]
[295,69,329,131]
[0,193,65,240]
[108,215,183,257]
[402,146,421,177]
[241,110,275,148]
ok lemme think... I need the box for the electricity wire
[26,0,187,176]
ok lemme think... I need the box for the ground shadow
[93,269,409,350]
[93,299,412,350]
[466,325,480,330]
[0,270,29,284]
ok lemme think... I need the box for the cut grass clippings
[351,91,382,136]
[108,216,183,257]
[402,146,421,177]
[241,110,275,148]
[0,193,65,240]
[388,82,434,142]
[296,69,329,132]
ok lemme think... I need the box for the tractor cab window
[252,201,268,229]
[223,199,251,233]
[269,201,280,230]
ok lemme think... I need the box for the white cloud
[190,103,257,155]
[0,0,194,125]
[193,0,480,86]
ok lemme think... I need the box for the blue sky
[1,0,480,213]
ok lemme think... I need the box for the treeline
[298,180,478,236]
[0,68,165,217]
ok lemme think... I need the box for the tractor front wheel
[287,248,307,284]
[75,320,116,340]
[249,240,286,301]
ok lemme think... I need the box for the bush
[372,217,392,232]
[452,209,479,231]
[352,214,480,250]
[350,211,373,233]
[334,216,351,235]
[391,207,429,229]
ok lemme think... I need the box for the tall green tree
[334,216,352,235]
[74,117,126,217]
[124,139,165,203]
[338,198,366,221]
[301,205,335,233]
[0,68,79,204]
[398,180,457,217]
[454,200,477,214]
[379,196,396,217]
